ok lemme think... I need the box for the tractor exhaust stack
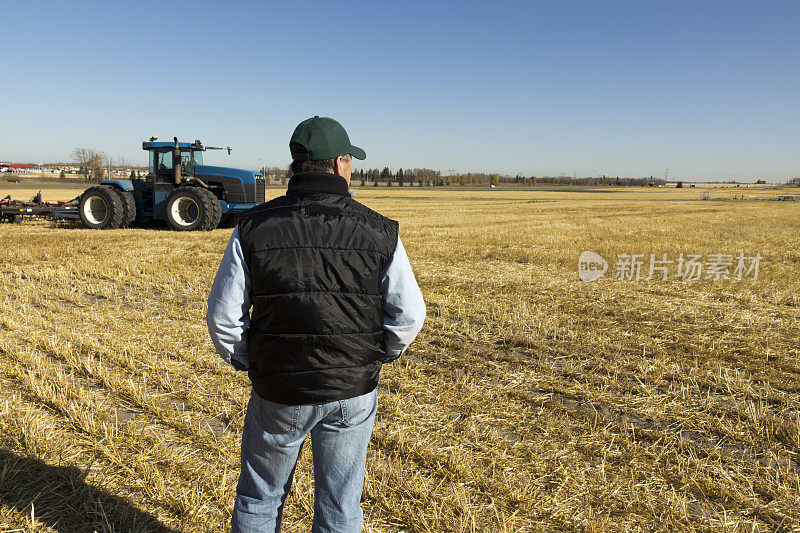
[173,137,182,186]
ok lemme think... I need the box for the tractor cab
[142,137,205,183]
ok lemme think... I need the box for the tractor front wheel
[164,187,221,231]
[78,186,124,229]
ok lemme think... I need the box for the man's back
[237,171,399,404]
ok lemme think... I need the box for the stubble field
[0,184,799,532]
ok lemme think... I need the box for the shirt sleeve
[206,227,251,371]
[381,236,426,362]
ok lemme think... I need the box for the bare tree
[261,166,287,183]
[70,148,89,179]
[88,151,105,182]
[71,148,106,182]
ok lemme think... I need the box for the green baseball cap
[289,116,366,161]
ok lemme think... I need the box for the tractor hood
[193,165,259,184]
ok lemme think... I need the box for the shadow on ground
[0,448,178,532]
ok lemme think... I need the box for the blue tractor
[78,136,265,230]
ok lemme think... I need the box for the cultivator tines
[0,193,80,223]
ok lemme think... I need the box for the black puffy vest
[237,172,399,405]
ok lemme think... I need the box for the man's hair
[289,143,350,175]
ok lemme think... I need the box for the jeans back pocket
[340,389,377,427]
[257,395,300,434]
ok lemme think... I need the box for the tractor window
[157,150,173,171]
[152,148,202,172]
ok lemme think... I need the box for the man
[206,116,426,532]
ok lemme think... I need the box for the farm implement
[0,192,79,224]
[1,136,265,231]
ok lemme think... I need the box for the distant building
[0,163,37,173]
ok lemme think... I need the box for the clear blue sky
[2,0,798,181]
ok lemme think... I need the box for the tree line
[70,148,145,182]
[345,168,505,187]
[349,169,667,188]
[257,166,674,187]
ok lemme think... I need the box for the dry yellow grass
[0,184,798,532]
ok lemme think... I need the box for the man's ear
[333,156,343,177]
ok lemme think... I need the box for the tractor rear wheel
[79,186,124,229]
[164,187,221,231]
[114,189,136,228]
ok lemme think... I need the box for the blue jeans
[231,388,378,532]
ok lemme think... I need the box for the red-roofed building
[1,163,37,172]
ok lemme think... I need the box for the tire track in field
[0,328,240,458]
[1,296,249,434]
[0,352,228,530]
[403,331,800,527]
[420,314,800,462]
[405,330,800,507]
[0,386,183,533]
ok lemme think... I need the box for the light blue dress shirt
[206,227,426,371]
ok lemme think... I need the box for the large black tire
[79,186,124,229]
[12,214,22,224]
[164,187,221,231]
[114,189,136,228]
